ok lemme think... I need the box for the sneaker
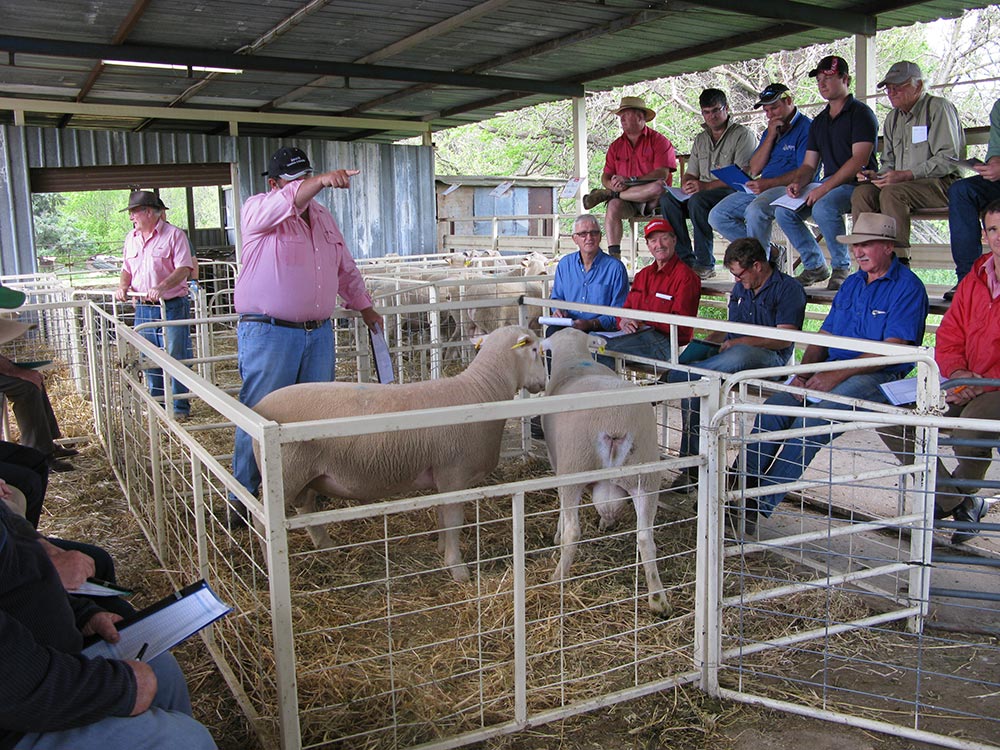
[667,471,696,496]
[583,188,614,210]
[794,265,831,287]
[826,267,851,291]
[943,284,958,302]
[951,495,987,544]
[694,266,716,280]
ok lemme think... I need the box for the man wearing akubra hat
[851,60,964,276]
[709,82,814,256]
[115,190,195,421]
[775,55,879,291]
[582,96,677,259]
[228,146,382,526]
[734,213,927,535]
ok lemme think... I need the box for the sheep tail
[596,431,634,467]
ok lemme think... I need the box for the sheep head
[476,325,547,394]
[542,327,607,360]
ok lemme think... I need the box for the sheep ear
[588,334,606,353]
[511,334,531,350]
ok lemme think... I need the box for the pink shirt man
[235,179,373,322]
[122,220,193,299]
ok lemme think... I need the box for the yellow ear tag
[464,260,472,267]
[598,345,606,354]
[511,339,528,349]
[474,339,483,350]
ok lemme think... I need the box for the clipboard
[82,579,231,663]
[369,325,395,384]
[710,165,753,192]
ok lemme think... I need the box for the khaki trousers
[851,176,957,256]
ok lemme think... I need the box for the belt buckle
[304,319,321,331]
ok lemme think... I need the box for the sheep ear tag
[511,336,530,350]
[474,336,485,351]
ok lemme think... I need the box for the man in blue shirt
[775,56,879,291]
[736,213,928,534]
[709,83,813,256]
[549,214,629,333]
[666,238,807,492]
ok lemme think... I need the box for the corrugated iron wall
[0,125,436,274]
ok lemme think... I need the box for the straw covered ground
[31,366,989,750]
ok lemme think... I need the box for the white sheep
[460,253,551,338]
[252,325,547,582]
[541,328,669,614]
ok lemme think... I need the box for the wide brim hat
[836,212,905,247]
[610,96,656,122]
[122,190,166,212]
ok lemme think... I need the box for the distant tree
[31,193,98,259]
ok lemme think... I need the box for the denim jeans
[659,187,733,268]
[708,186,789,248]
[667,344,789,458]
[774,183,855,271]
[231,320,334,499]
[742,370,899,515]
[14,653,216,750]
[599,328,673,369]
[948,176,1000,280]
[134,298,192,416]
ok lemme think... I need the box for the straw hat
[610,96,656,122]
[836,213,905,247]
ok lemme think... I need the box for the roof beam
[0,35,584,98]
[0,97,432,134]
[263,0,518,110]
[683,0,877,35]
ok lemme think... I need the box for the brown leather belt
[238,314,328,331]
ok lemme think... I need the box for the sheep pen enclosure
[10,266,1000,750]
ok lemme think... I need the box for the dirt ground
[40,431,997,750]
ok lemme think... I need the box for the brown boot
[583,188,614,210]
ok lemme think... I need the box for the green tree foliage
[31,193,98,258]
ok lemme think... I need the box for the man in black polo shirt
[775,56,879,291]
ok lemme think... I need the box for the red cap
[644,218,674,238]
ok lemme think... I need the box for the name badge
[912,125,928,144]
[655,292,673,301]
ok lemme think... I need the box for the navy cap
[263,147,313,180]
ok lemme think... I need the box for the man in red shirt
[583,97,677,258]
[600,218,701,368]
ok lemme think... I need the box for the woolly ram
[252,325,547,582]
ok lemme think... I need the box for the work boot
[583,188,614,210]
[694,266,717,280]
[826,267,851,291]
[795,265,831,287]
[951,495,987,544]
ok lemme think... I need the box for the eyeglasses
[574,230,601,238]
[701,105,725,116]
[883,83,913,93]
[730,263,755,280]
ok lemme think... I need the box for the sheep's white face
[516,333,548,394]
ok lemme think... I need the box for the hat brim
[836,233,905,248]
[0,286,26,309]
[611,106,655,122]
[273,168,314,181]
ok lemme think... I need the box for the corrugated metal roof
[0,0,990,143]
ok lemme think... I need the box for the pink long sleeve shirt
[235,180,373,321]
[122,219,194,299]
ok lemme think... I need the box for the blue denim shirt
[758,109,813,180]
[551,251,629,332]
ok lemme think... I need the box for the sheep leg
[551,485,584,584]
[296,488,335,549]
[633,480,670,616]
[438,502,470,583]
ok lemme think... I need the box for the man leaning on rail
[734,213,928,535]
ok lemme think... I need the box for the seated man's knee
[606,198,629,221]
[948,176,979,204]
[851,184,880,211]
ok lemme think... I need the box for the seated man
[0,440,49,528]
[658,88,755,280]
[881,198,1000,543]
[582,96,677,258]
[852,61,964,266]
[600,218,701,367]
[0,502,217,750]
[947,98,1000,300]
[737,213,928,534]
[549,214,629,334]
[666,238,807,491]
[776,56,879,291]
[709,83,814,256]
